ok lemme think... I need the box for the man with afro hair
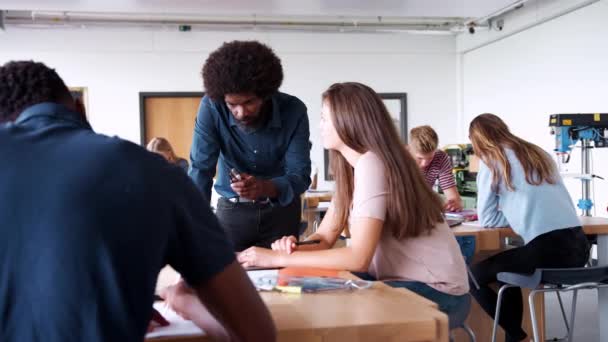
[0,61,275,342]
[190,40,311,252]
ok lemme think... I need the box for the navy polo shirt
[0,103,235,342]
[189,92,311,206]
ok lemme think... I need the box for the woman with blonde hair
[238,82,469,316]
[147,137,189,173]
[468,113,589,342]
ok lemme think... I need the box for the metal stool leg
[556,291,570,334]
[567,290,578,342]
[451,325,476,342]
[462,323,476,342]
[468,265,480,290]
[529,289,542,342]
[492,284,514,342]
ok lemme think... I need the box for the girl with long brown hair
[239,82,468,316]
[469,113,589,342]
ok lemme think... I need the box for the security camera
[496,19,504,31]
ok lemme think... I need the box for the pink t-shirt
[350,152,469,296]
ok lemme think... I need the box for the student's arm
[195,261,275,341]
[161,261,275,342]
[476,160,509,227]
[240,154,386,271]
[435,151,462,211]
[165,169,275,341]
[189,98,220,205]
[270,203,343,254]
[240,216,383,272]
[443,187,463,212]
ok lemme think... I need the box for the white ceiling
[0,0,522,19]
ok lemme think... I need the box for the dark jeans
[470,227,590,342]
[353,273,468,317]
[216,197,301,252]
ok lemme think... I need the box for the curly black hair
[0,61,71,123]
[202,41,283,101]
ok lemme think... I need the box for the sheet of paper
[156,266,181,293]
[460,220,480,226]
[317,201,331,209]
[247,269,279,290]
[145,302,204,339]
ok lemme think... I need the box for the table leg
[597,235,608,342]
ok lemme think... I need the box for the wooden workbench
[451,216,608,341]
[149,271,449,342]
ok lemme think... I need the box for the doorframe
[139,91,204,146]
[378,92,408,141]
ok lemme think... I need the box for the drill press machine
[549,113,608,216]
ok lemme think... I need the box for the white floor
[544,289,599,341]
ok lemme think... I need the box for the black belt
[225,197,271,204]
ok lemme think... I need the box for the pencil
[295,239,321,246]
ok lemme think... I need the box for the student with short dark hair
[468,113,590,342]
[0,60,275,342]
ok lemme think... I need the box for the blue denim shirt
[189,92,311,206]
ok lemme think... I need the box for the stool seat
[498,265,608,289]
[492,265,608,342]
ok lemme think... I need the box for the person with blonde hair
[409,125,462,212]
[468,113,589,342]
[237,82,469,317]
[146,137,189,173]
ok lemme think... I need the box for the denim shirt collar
[16,102,92,130]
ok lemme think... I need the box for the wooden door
[140,93,203,161]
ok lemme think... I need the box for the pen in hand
[295,239,321,246]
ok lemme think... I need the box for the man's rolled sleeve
[189,101,220,205]
[271,112,311,206]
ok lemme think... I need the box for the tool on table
[295,239,321,246]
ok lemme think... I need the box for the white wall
[458,0,608,216]
[0,28,458,189]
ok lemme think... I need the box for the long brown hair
[323,82,444,239]
[469,113,557,192]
